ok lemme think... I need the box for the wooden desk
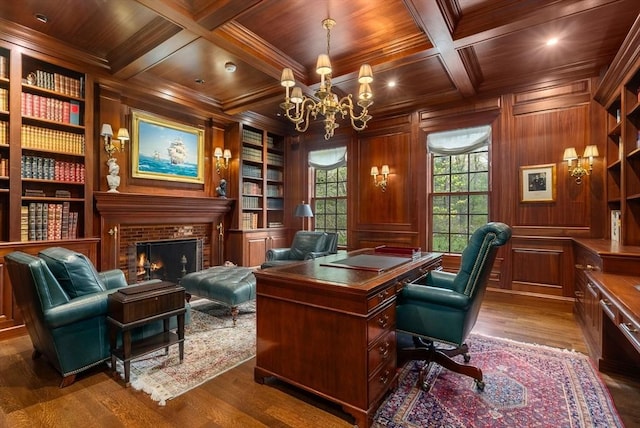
[585,271,640,379]
[253,249,442,428]
[107,281,186,386]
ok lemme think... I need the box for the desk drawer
[619,311,640,354]
[368,330,395,375]
[368,357,396,406]
[367,303,395,344]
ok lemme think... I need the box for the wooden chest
[108,281,185,324]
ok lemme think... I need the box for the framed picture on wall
[131,110,205,184]
[520,163,556,203]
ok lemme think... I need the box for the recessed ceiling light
[34,13,48,24]
[388,81,396,88]
[224,62,237,73]
[195,78,205,84]
[546,38,558,46]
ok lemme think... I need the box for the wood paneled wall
[286,77,606,298]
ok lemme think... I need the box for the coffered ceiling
[1,0,638,127]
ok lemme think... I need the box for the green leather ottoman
[180,266,255,326]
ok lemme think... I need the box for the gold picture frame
[131,110,205,184]
[520,163,556,203]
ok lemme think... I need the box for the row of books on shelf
[266,152,284,166]
[22,125,85,155]
[242,146,262,162]
[242,195,261,208]
[242,164,262,179]
[0,156,7,177]
[0,121,7,145]
[268,221,283,228]
[266,168,283,181]
[21,92,81,125]
[24,69,84,98]
[266,199,284,209]
[21,202,79,242]
[611,210,621,242]
[242,128,263,146]
[0,56,7,79]
[242,181,262,195]
[266,184,283,196]
[21,155,85,183]
[0,88,7,111]
[241,212,259,229]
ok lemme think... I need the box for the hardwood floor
[1,290,638,428]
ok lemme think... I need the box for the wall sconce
[214,147,232,175]
[371,165,389,191]
[102,123,129,157]
[563,145,598,184]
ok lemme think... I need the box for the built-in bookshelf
[0,46,91,243]
[604,66,640,246]
[225,123,287,267]
[236,125,285,230]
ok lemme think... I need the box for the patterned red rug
[374,333,623,427]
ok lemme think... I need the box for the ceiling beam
[404,0,477,97]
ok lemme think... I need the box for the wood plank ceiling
[0,0,639,126]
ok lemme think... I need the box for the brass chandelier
[280,18,374,140]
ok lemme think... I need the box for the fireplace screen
[130,238,203,284]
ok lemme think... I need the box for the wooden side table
[107,281,186,386]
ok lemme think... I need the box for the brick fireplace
[94,192,233,278]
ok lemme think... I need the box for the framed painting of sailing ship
[131,110,205,184]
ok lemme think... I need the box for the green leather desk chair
[396,222,512,390]
[260,231,338,269]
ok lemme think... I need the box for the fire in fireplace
[129,238,203,284]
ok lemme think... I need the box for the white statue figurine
[106,157,120,193]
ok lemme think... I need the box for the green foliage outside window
[314,166,347,246]
[431,150,489,253]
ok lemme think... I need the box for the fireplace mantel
[94,192,234,271]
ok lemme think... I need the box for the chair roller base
[397,333,485,391]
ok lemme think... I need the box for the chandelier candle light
[280,18,374,140]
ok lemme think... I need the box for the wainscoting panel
[510,237,573,297]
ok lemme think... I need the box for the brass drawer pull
[378,342,390,358]
[601,299,612,306]
[377,314,389,328]
[623,323,638,334]
[379,370,390,385]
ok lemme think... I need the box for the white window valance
[308,146,347,170]
[426,125,491,155]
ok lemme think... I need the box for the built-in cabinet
[0,43,95,338]
[603,68,640,246]
[225,123,288,267]
[0,46,93,244]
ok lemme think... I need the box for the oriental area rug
[373,333,623,428]
[113,299,256,406]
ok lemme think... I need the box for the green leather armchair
[396,222,512,390]
[5,247,189,387]
[260,231,338,269]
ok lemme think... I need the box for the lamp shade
[101,123,113,137]
[563,147,578,160]
[290,87,303,104]
[583,145,599,158]
[223,149,232,159]
[116,128,129,141]
[295,202,314,218]
[281,68,295,87]
[214,147,223,158]
[316,54,332,76]
[371,166,379,176]
[381,165,390,175]
[358,64,373,84]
